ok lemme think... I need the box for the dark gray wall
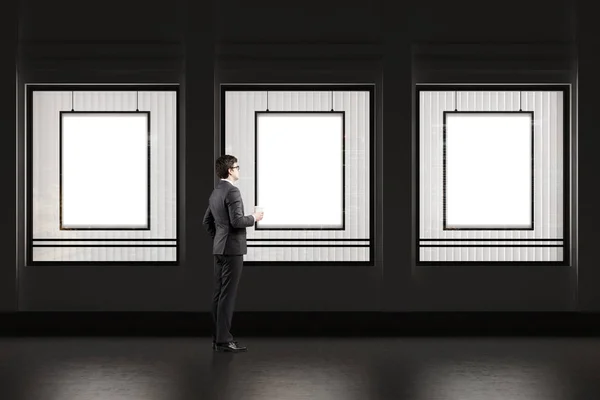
[1,0,18,312]
[4,0,595,312]
[576,0,600,312]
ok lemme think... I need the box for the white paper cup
[254,206,264,213]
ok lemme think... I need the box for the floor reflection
[414,359,564,400]
[0,337,596,400]
[205,339,373,400]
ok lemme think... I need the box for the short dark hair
[215,155,238,179]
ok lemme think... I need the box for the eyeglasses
[231,166,240,170]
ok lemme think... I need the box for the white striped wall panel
[31,91,178,262]
[419,91,564,262]
[225,91,370,262]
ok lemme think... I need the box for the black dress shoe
[216,341,247,353]
[213,340,237,350]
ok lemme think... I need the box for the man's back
[204,180,254,255]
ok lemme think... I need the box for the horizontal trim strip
[222,84,375,91]
[28,85,179,91]
[27,261,179,265]
[442,228,535,231]
[416,85,570,91]
[420,238,563,241]
[421,245,563,247]
[248,238,369,241]
[33,245,177,248]
[243,261,373,265]
[33,238,177,241]
[248,245,370,248]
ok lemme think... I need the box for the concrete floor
[1,336,599,399]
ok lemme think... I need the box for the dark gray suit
[203,179,255,344]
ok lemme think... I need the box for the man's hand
[252,212,264,222]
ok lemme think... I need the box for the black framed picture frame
[442,110,535,231]
[59,110,151,231]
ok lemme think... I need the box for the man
[202,155,264,353]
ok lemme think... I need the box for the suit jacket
[203,180,255,255]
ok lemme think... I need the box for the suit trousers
[212,254,244,344]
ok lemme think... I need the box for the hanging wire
[136,91,139,112]
[519,91,522,111]
[71,91,74,112]
[331,91,334,112]
[454,91,458,111]
[266,91,269,112]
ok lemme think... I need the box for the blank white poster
[61,113,149,229]
[256,112,344,229]
[445,112,532,229]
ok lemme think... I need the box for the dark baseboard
[1,312,600,336]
